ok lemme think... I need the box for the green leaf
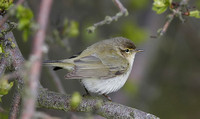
[152,0,171,14]
[0,0,13,11]
[0,80,13,102]
[153,0,167,7]
[22,30,30,42]
[16,5,33,41]
[70,92,82,109]
[18,19,30,30]
[0,46,2,53]
[67,21,79,38]
[189,10,200,18]
[0,43,4,53]
[152,6,168,14]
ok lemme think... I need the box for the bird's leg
[102,94,112,101]
[83,86,91,96]
[80,80,91,97]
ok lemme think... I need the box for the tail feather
[43,60,74,70]
[53,67,63,71]
[43,60,63,67]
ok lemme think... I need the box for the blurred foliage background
[1,0,200,119]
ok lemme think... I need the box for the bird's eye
[125,49,130,53]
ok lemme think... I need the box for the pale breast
[82,69,131,94]
[81,53,136,95]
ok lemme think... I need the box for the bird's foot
[82,85,91,97]
[82,93,91,97]
[82,88,91,97]
[103,94,112,101]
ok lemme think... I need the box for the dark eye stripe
[120,48,130,53]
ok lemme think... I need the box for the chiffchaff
[44,37,142,100]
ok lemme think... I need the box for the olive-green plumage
[44,37,142,95]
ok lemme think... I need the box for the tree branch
[37,88,159,119]
[0,15,24,119]
[113,0,127,13]
[0,58,6,77]
[9,87,21,119]
[21,0,53,119]
[47,67,66,94]
[87,0,128,33]
[5,30,24,119]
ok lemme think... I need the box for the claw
[103,94,112,101]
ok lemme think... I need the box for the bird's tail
[43,59,74,70]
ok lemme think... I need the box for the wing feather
[65,53,129,79]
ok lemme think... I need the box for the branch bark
[37,88,159,119]
[21,0,53,119]
[0,58,6,77]
[0,15,24,119]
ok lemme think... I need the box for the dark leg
[83,86,91,96]
[79,80,91,96]
[103,94,112,101]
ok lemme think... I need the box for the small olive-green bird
[44,37,142,99]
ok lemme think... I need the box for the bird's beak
[135,49,143,53]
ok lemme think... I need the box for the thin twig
[158,12,176,37]
[21,0,53,119]
[44,55,66,94]
[47,67,66,94]
[152,0,191,38]
[113,0,127,13]
[87,0,128,33]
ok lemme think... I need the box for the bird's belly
[82,72,130,95]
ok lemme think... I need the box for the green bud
[0,79,13,102]
[152,0,171,14]
[68,21,79,37]
[0,46,2,53]
[87,26,96,33]
[189,10,200,18]
[70,92,82,109]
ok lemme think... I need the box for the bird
[43,37,142,100]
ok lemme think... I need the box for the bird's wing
[64,53,129,79]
